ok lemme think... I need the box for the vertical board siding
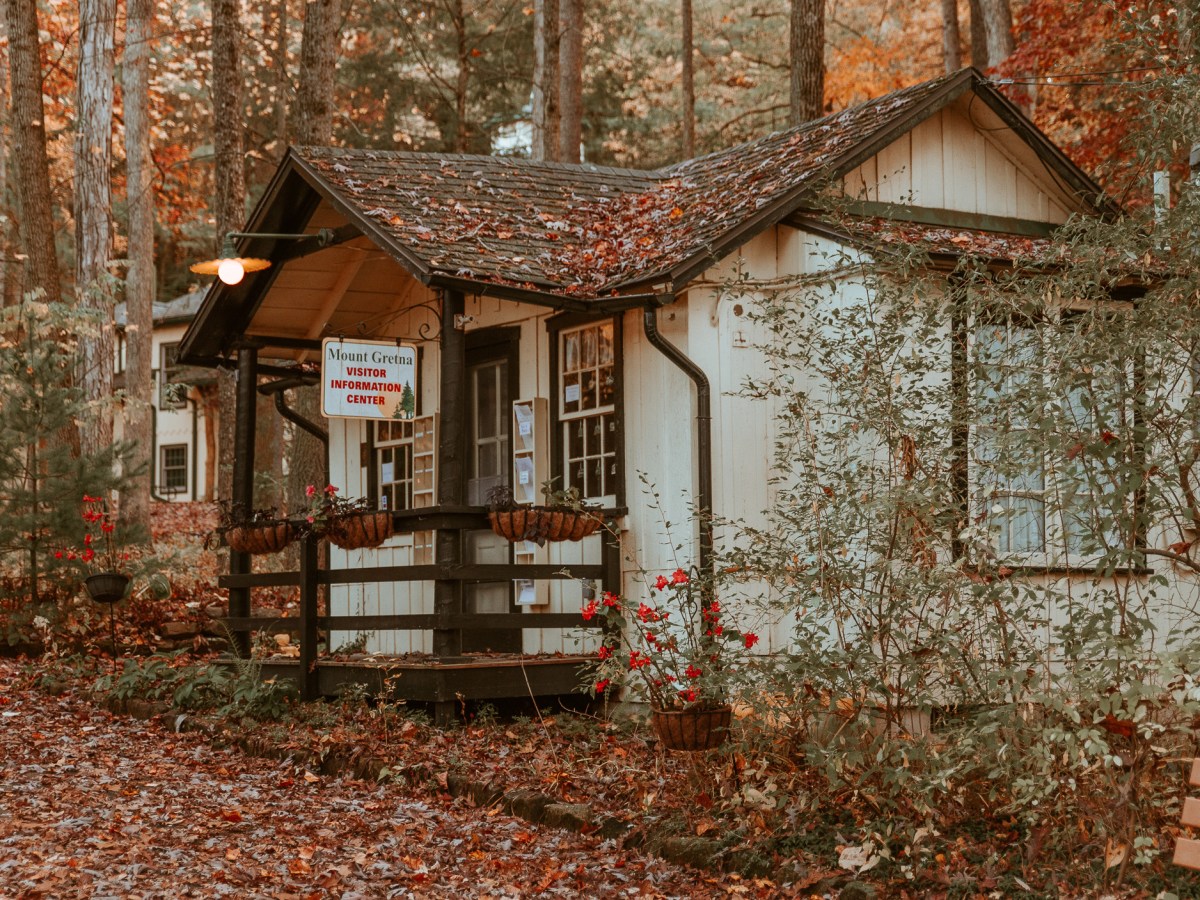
[875,131,912,204]
[909,115,944,209]
[845,108,1080,225]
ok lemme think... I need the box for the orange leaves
[217,808,243,823]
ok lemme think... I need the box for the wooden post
[434,289,466,725]
[600,521,622,648]
[297,531,319,702]
[228,343,257,657]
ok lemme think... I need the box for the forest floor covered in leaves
[4,503,1197,897]
[0,657,763,899]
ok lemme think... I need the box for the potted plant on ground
[305,484,393,550]
[583,566,761,751]
[487,480,603,544]
[212,501,298,555]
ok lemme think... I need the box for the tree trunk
[532,0,560,161]
[263,0,288,160]
[75,0,116,457]
[294,0,341,146]
[978,0,1013,67]
[681,0,693,157]
[967,0,988,69]
[288,0,342,514]
[559,0,582,163]
[788,0,824,126]
[5,0,59,303]
[122,0,155,532]
[213,0,245,504]
[941,0,962,74]
[452,0,469,153]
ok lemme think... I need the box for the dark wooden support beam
[434,289,466,726]
[298,532,319,701]
[228,345,258,657]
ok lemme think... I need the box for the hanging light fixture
[190,229,336,286]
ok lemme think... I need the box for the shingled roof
[288,67,1105,302]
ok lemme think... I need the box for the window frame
[159,443,188,498]
[961,303,1143,568]
[158,341,185,410]
[547,312,624,509]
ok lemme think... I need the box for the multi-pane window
[971,313,1131,559]
[559,322,617,502]
[376,420,415,512]
[468,359,509,506]
[160,444,188,496]
[158,342,184,409]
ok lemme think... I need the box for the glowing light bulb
[217,258,245,285]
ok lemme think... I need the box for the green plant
[302,483,374,533]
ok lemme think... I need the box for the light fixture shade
[189,256,271,276]
[190,234,271,279]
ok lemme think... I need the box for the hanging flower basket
[650,705,732,752]
[326,511,394,550]
[488,507,603,543]
[225,521,297,555]
[84,571,130,604]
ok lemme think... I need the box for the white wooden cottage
[115,290,217,502]
[180,68,1120,713]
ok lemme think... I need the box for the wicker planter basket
[651,705,732,751]
[326,511,394,550]
[488,507,603,543]
[84,572,130,604]
[225,522,297,555]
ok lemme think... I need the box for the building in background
[115,290,218,502]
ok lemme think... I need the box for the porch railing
[216,506,621,703]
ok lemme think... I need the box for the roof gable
[292,69,1108,301]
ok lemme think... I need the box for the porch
[218,505,621,724]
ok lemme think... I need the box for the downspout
[149,403,168,502]
[642,305,713,574]
[188,394,200,501]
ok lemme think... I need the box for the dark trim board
[230,655,594,703]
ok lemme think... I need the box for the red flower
[636,603,659,623]
[581,600,599,621]
[82,548,95,562]
[84,534,93,545]
[54,551,62,559]
[685,663,702,679]
[744,632,760,650]
[305,484,316,498]
[324,484,339,496]
[629,650,650,670]
[601,591,620,608]
[679,688,697,703]
[595,679,610,693]
[671,568,688,585]
[653,575,669,591]
[597,644,613,660]
[101,522,114,533]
